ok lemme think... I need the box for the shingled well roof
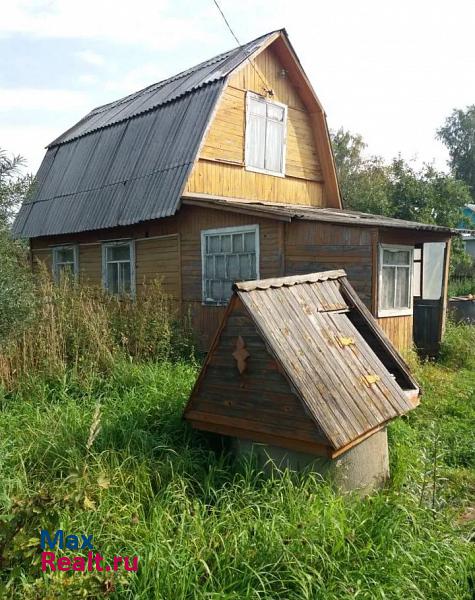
[185,270,419,455]
[13,31,279,238]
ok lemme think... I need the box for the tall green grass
[0,359,473,599]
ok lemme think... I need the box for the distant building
[460,205,475,259]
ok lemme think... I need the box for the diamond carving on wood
[232,336,250,374]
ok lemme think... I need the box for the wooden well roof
[185,270,419,456]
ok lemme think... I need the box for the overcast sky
[1,0,474,175]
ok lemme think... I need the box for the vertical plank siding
[185,45,325,206]
[376,316,413,354]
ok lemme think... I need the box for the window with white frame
[52,245,78,281]
[201,225,259,305]
[245,92,287,176]
[378,244,414,316]
[102,240,135,296]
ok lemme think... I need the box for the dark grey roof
[182,195,455,233]
[13,31,279,238]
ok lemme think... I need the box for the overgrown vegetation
[0,270,194,389]
[0,308,474,598]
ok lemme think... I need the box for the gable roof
[185,270,419,455]
[12,30,281,238]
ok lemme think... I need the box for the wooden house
[184,270,419,490]
[13,29,453,354]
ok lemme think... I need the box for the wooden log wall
[185,45,324,206]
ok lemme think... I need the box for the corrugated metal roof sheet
[13,31,279,239]
[182,195,455,233]
[234,270,418,450]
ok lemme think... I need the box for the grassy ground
[0,359,474,599]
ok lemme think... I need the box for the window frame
[52,245,79,282]
[201,224,260,306]
[101,239,136,297]
[378,243,414,317]
[245,92,287,178]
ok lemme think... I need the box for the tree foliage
[331,128,472,228]
[0,149,33,226]
[437,105,475,199]
[0,149,35,344]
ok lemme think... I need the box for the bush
[0,270,194,389]
[0,229,35,343]
[439,319,475,370]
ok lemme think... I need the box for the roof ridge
[233,270,347,292]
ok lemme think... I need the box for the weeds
[0,359,474,599]
[0,270,194,389]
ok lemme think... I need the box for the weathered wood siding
[185,45,324,206]
[136,235,181,299]
[186,296,329,453]
[376,316,413,354]
[285,221,374,308]
[30,205,283,348]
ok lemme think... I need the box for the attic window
[245,92,287,176]
[378,244,413,317]
[52,245,78,281]
[102,240,135,296]
[201,225,259,305]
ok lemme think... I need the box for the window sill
[245,165,286,178]
[377,308,413,318]
[202,300,229,307]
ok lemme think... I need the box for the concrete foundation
[232,428,389,494]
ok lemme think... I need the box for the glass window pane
[211,280,223,302]
[247,113,266,169]
[205,255,214,278]
[107,263,118,294]
[265,119,284,173]
[267,103,284,121]
[239,254,251,280]
[244,231,256,252]
[221,235,231,252]
[383,249,410,266]
[227,254,240,280]
[381,266,395,309]
[250,253,257,278]
[120,262,131,294]
[232,234,244,253]
[222,280,233,300]
[395,267,410,308]
[108,244,130,261]
[215,254,225,279]
[249,96,266,116]
[57,248,74,263]
[208,236,220,253]
[413,262,421,297]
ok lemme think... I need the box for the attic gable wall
[185,296,329,452]
[185,45,326,207]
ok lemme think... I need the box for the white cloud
[0,88,89,111]
[1,124,57,172]
[103,63,168,95]
[77,74,99,86]
[1,0,213,49]
[76,50,106,67]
